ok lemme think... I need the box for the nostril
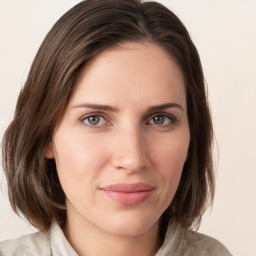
[112,152,151,174]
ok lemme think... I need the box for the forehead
[69,42,186,109]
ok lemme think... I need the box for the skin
[46,42,190,256]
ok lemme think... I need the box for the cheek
[160,151,185,191]
[52,131,110,195]
[148,135,189,214]
[52,134,108,208]
[154,133,189,188]
[54,131,106,169]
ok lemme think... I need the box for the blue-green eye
[83,115,107,126]
[148,114,174,126]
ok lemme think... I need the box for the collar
[50,222,78,256]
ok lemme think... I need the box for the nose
[111,128,151,174]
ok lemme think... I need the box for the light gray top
[0,222,232,256]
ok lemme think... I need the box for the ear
[45,141,55,159]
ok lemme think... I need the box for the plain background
[0,0,255,255]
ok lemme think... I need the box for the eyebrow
[148,103,184,112]
[72,103,118,112]
[72,102,184,112]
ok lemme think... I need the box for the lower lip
[102,190,153,206]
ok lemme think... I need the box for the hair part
[2,0,214,236]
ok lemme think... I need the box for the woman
[1,0,232,255]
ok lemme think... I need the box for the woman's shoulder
[182,229,232,256]
[0,231,51,256]
[158,222,232,256]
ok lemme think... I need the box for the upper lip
[101,183,155,192]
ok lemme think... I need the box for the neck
[64,211,161,256]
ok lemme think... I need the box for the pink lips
[101,183,154,206]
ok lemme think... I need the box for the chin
[102,214,160,238]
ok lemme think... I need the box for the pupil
[154,115,165,124]
[88,116,100,125]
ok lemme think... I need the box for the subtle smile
[100,183,155,206]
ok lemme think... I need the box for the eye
[148,114,175,127]
[82,115,108,127]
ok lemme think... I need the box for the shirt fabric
[0,222,232,256]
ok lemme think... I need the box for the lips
[100,183,155,206]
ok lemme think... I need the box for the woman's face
[46,42,190,238]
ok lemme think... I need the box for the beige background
[0,1,255,255]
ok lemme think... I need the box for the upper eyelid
[146,112,176,121]
[80,112,109,121]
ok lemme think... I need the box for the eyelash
[147,113,177,128]
[81,113,110,128]
[81,112,177,129]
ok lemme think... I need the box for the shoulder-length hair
[2,0,214,236]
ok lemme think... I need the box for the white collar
[49,221,183,256]
[50,222,78,256]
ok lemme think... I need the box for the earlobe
[45,142,55,159]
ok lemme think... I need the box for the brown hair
[2,0,214,236]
